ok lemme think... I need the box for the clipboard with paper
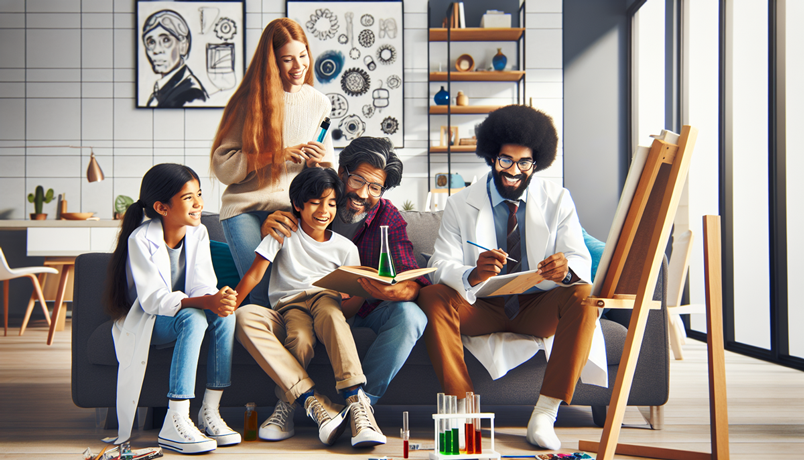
[474,269,545,297]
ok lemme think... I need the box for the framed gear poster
[286,0,404,148]
[136,0,245,108]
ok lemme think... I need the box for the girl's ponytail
[103,164,200,320]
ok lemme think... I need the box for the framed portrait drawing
[136,0,245,108]
[286,0,404,147]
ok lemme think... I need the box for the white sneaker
[346,388,386,447]
[259,400,296,441]
[304,392,349,446]
[198,404,242,446]
[158,401,217,454]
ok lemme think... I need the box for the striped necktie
[504,201,521,319]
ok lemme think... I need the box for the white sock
[526,395,561,450]
[202,389,223,407]
[168,399,190,415]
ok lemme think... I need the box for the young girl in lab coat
[105,163,240,454]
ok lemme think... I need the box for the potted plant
[401,200,415,212]
[114,195,135,219]
[27,185,54,220]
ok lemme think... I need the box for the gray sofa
[72,211,669,428]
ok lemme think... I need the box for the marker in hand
[466,241,518,263]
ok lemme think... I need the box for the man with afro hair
[417,105,606,450]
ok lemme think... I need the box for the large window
[729,0,771,349]
[684,0,720,334]
[631,0,802,370]
[786,0,803,359]
[633,0,666,148]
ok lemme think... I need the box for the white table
[0,220,121,344]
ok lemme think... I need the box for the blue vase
[434,86,449,106]
[492,48,507,71]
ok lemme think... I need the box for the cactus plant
[27,185,54,215]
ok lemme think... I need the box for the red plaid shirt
[349,198,431,318]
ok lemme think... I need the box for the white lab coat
[111,219,218,443]
[428,173,608,386]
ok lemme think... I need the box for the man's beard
[492,168,533,201]
[338,192,376,224]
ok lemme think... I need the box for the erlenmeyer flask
[377,225,396,278]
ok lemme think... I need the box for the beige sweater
[212,84,334,220]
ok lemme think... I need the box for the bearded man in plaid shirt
[262,137,430,407]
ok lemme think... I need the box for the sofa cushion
[400,211,443,268]
[210,240,241,290]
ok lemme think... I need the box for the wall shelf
[430,145,477,153]
[429,28,524,42]
[429,71,525,82]
[430,105,502,115]
[427,2,526,194]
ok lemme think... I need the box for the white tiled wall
[0,0,562,219]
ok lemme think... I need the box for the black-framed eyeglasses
[497,156,535,172]
[344,166,386,197]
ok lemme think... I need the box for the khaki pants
[417,283,595,403]
[235,290,366,404]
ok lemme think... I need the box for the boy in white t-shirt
[233,167,386,448]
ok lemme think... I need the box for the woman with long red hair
[211,18,333,307]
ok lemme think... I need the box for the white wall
[0,0,563,219]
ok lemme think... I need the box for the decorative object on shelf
[458,136,477,145]
[27,185,54,220]
[61,212,95,220]
[136,0,245,108]
[57,193,68,220]
[288,0,404,147]
[492,48,507,71]
[114,195,135,219]
[435,172,465,189]
[434,86,449,105]
[456,90,468,106]
[439,126,459,146]
[481,10,512,28]
[455,54,474,72]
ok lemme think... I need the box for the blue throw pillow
[582,228,605,281]
[210,240,241,290]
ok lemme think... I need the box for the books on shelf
[442,2,465,28]
[313,266,437,299]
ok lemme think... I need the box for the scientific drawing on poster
[136,0,244,108]
[287,1,404,147]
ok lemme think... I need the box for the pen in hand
[466,241,518,263]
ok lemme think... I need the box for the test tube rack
[430,413,500,460]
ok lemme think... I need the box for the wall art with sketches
[287,1,404,147]
[136,0,245,108]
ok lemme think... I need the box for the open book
[474,269,545,297]
[314,266,436,299]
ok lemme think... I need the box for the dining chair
[0,247,58,336]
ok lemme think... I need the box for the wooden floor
[1,319,803,459]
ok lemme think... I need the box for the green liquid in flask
[378,252,396,278]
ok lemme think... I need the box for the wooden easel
[580,215,729,460]
[574,125,720,460]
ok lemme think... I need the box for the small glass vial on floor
[244,402,258,441]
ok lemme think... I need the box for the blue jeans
[152,308,235,399]
[221,211,271,308]
[351,301,427,405]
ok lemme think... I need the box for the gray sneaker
[304,392,349,445]
[346,388,386,447]
[259,400,296,441]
